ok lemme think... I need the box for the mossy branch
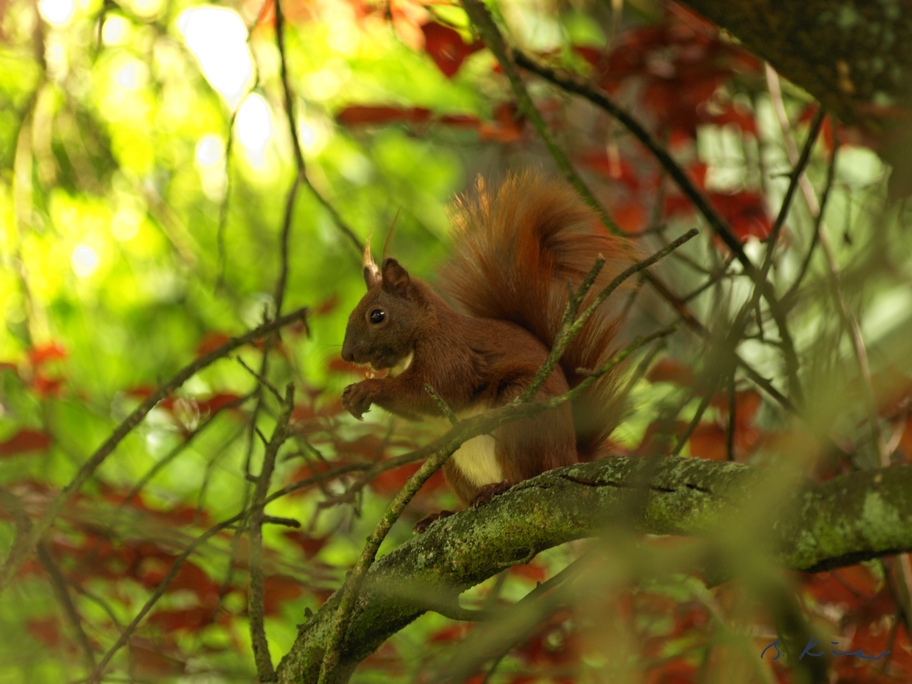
[276,459,912,683]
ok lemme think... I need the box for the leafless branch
[274,0,363,257]
[249,384,296,682]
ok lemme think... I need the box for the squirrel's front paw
[342,382,375,420]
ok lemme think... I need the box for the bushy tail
[439,172,633,459]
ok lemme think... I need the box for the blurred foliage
[1,0,912,682]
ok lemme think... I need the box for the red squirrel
[341,172,630,519]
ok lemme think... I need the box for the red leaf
[430,624,472,643]
[130,640,186,677]
[647,658,698,684]
[371,460,446,494]
[28,342,67,366]
[26,617,63,647]
[148,606,215,632]
[647,359,695,386]
[314,293,339,315]
[283,531,327,560]
[196,332,232,356]
[197,393,244,415]
[702,102,758,135]
[439,113,481,127]
[262,574,304,615]
[32,372,64,398]
[666,191,771,242]
[166,561,220,607]
[420,21,483,78]
[0,429,52,457]
[478,102,524,142]
[510,562,547,582]
[613,202,647,233]
[713,191,771,241]
[336,105,432,126]
[578,152,641,191]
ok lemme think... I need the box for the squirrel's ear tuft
[381,258,410,297]
[363,232,382,290]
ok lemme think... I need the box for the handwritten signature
[761,637,890,661]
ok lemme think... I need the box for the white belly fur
[425,406,503,488]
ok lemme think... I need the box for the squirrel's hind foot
[471,480,512,508]
[413,510,455,534]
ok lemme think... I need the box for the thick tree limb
[679,0,912,196]
[680,0,912,128]
[275,457,912,683]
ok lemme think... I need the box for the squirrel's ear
[381,258,410,297]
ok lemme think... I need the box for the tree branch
[275,458,912,683]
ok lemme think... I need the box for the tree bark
[275,456,912,683]
[680,0,912,196]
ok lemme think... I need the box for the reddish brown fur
[440,172,631,459]
[341,172,630,505]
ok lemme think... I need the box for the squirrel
[341,172,631,525]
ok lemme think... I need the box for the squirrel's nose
[341,341,353,363]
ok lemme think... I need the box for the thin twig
[460,0,622,235]
[767,70,883,463]
[783,132,839,305]
[0,306,310,595]
[237,356,284,403]
[120,392,254,511]
[512,50,748,261]
[37,542,97,672]
[316,440,461,682]
[274,0,363,257]
[249,384,296,682]
[671,382,718,457]
[424,384,458,425]
[273,173,301,316]
[511,49,803,389]
[518,230,697,402]
[446,547,600,682]
[86,516,243,683]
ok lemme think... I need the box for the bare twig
[518,229,697,402]
[764,68,883,463]
[274,173,302,316]
[424,384,458,425]
[0,306,310,595]
[443,547,600,682]
[509,49,802,395]
[460,0,622,235]
[783,131,839,305]
[316,440,461,682]
[86,516,243,683]
[511,50,748,261]
[37,542,97,672]
[120,392,254,511]
[274,0,362,257]
[237,356,283,402]
[249,384,296,682]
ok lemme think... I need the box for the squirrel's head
[341,245,420,376]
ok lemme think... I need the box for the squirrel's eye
[369,309,386,324]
